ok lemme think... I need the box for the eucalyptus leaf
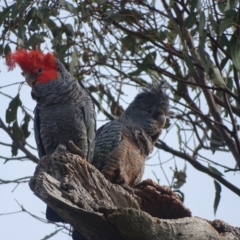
[208,164,224,176]
[11,120,25,147]
[219,19,235,36]
[199,11,205,37]
[213,180,221,216]
[184,14,197,29]
[5,94,22,124]
[189,0,198,12]
[209,65,226,87]
[230,38,240,70]
[20,114,31,140]
[59,0,78,15]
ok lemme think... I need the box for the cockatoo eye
[32,68,42,75]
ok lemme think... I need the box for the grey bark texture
[29,145,240,240]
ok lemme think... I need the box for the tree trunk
[29,145,240,240]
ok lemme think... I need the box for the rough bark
[29,145,240,240]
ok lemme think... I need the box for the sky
[0,1,240,237]
[0,58,240,240]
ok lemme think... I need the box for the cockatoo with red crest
[6,50,96,223]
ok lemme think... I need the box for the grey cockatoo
[92,84,169,187]
[7,50,96,223]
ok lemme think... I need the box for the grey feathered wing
[34,107,46,158]
[34,106,67,222]
[92,120,122,169]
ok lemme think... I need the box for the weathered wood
[29,145,240,240]
[133,179,191,219]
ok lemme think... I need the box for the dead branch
[29,145,240,240]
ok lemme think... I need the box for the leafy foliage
[0,0,240,236]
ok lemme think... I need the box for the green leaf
[171,58,183,78]
[11,120,24,141]
[80,2,91,23]
[166,21,177,45]
[169,0,175,7]
[230,37,240,70]
[29,18,40,31]
[18,23,26,44]
[63,23,74,37]
[56,44,72,60]
[5,94,22,124]
[208,164,224,176]
[228,63,234,76]
[35,11,43,21]
[213,180,221,216]
[122,9,143,23]
[27,33,45,48]
[11,142,18,156]
[94,53,107,64]
[219,19,235,36]
[0,5,13,25]
[150,0,156,7]
[4,44,11,57]
[224,0,238,12]
[121,35,136,54]
[184,13,197,29]
[20,114,31,140]
[220,57,228,70]
[234,87,240,109]
[59,0,78,15]
[189,0,198,12]
[107,9,143,24]
[183,54,194,74]
[225,9,238,19]
[128,68,143,76]
[209,65,226,87]
[11,2,22,19]
[198,33,211,73]
[199,11,205,37]
[142,51,156,67]
[129,52,157,76]
[24,7,37,24]
[219,34,230,52]
[45,19,59,38]
[94,0,107,5]
[11,1,29,19]
[210,131,224,153]
[209,15,219,34]
[157,30,167,41]
[217,2,226,13]
[226,77,233,91]
[190,26,198,37]
[174,82,184,101]
[142,46,154,51]
[0,45,3,55]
